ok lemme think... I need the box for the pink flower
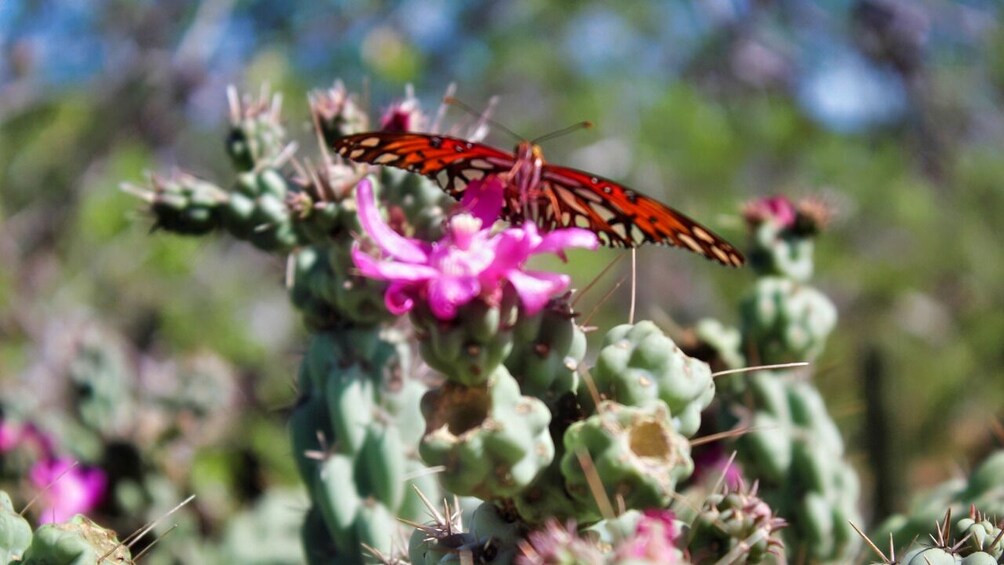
[0,420,54,459]
[351,178,597,320]
[743,196,797,228]
[615,509,680,562]
[692,444,744,491]
[380,90,426,132]
[29,457,107,524]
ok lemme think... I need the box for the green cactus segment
[311,83,371,145]
[692,318,746,372]
[733,370,861,562]
[412,296,519,387]
[378,168,453,241]
[873,450,1004,552]
[955,514,1003,559]
[687,485,787,564]
[585,321,714,438]
[0,492,32,563]
[560,401,693,523]
[419,367,553,499]
[505,299,585,405]
[289,244,391,331]
[739,276,837,365]
[226,91,287,171]
[290,328,434,563]
[300,505,336,565]
[748,220,815,282]
[146,172,228,235]
[219,168,299,252]
[21,515,132,565]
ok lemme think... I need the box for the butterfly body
[333,131,744,267]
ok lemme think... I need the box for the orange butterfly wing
[333,132,514,199]
[534,164,745,266]
[332,132,744,267]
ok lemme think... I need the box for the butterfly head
[514,141,545,164]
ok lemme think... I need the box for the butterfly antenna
[531,120,594,145]
[443,95,524,142]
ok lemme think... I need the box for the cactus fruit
[560,401,693,523]
[411,296,519,388]
[419,367,553,500]
[20,515,133,565]
[585,321,715,438]
[738,276,837,365]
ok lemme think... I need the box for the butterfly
[332,132,745,267]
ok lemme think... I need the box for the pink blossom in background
[744,195,797,228]
[28,457,107,524]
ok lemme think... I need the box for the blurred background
[1,0,1003,560]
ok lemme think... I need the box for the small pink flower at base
[351,178,598,320]
[692,444,744,491]
[614,509,680,562]
[29,458,107,524]
[743,196,797,229]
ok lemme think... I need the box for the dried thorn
[849,520,891,563]
[132,522,179,562]
[712,362,810,379]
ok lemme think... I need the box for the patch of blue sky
[796,42,908,133]
[3,0,106,85]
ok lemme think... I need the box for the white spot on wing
[349,149,365,159]
[359,137,381,147]
[374,153,400,164]
[692,226,715,243]
[678,233,705,255]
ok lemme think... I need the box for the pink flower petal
[507,270,569,315]
[427,277,481,320]
[352,246,438,281]
[385,282,415,315]
[459,177,506,225]
[355,179,429,263]
[535,228,599,256]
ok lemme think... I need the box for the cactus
[584,321,715,438]
[561,401,693,524]
[873,450,1004,554]
[0,491,33,562]
[127,83,934,565]
[692,195,861,562]
[20,514,133,565]
[686,482,787,564]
